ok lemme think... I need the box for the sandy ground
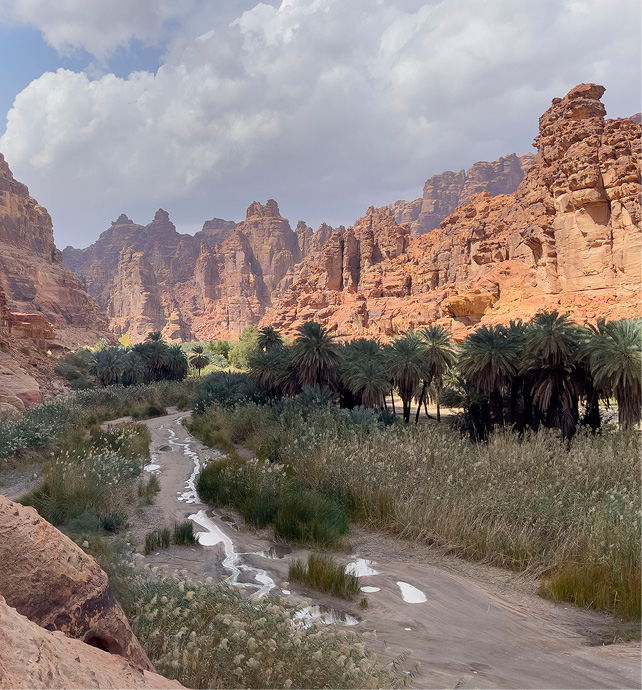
[119,411,641,690]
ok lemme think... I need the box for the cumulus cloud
[0,0,640,247]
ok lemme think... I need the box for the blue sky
[0,0,639,249]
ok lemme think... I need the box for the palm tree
[257,326,284,352]
[586,318,641,429]
[416,325,457,422]
[290,321,344,389]
[520,311,583,438]
[121,349,146,386]
[459,324,520,427]
[342,338,387,408]
[164,344,189,381]
[89,347,126,386]
[248,347,288,398]
[189,345,210,377]
[504,319,529,430]
[134,339,169,382]
[385,331,433,423]
[145,331,164,343]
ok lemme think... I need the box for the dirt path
[135,412,640,690]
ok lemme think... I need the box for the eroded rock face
[264,84,640,338]
[0,496,153,672]
[0,154,110,347]
[0,596,183,689]
[61,84,639,342]
[388,152,534,236]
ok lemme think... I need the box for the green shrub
[289,554,360,599]
[138,474,160,504]
[274,492,349,548]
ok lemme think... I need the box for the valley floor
[123,411,640,689]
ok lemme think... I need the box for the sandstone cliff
[0,496,153,671]
[263,84,640,338]
[388,152,534,236]
[0,154,109,348]
[62,84,639,343]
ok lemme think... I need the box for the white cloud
[0,0,639,247]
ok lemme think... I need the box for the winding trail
[139,411,640,690]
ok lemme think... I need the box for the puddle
[397,581,427,603]
[360,586,380,593]
[157,445,171,452]
[346,558,380,577]
[282,589,291,595]
[189,508,276,597]
[256,545,293,559]
[167,417,214,505]
[405,627,412,631]
[144,463,161,472]
[219,515,240,531]
[295,605,360,628]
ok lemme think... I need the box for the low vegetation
[195,452,349,548]
[0,380,197,458]
[144,522,196,553]
[19,423,150,535]
[289,554,361,599]
[191,400,641,619]
[114,568,401,689]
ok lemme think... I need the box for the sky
[0,0,640,249]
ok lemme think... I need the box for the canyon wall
[263,84,640,339]
[62,84,640,343]
[388,152,534,236]
[0,153,110,348]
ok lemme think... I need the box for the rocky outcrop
[62,84,639,342]
[388,152,534,236]
[264,84,640,338]
[0,496,153,672]
[0,596,183,689]
[0,154,110,348]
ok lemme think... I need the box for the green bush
[274,492,349,548]
[172,520,196,546]
[144,527,171,554]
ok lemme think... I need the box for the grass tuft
[289,554,360,599]
[172,520,196,546]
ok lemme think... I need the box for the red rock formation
[61,84,639,343]
[264,84,640,338]
[0,596,184,690]
[0,496,153,672]
[389,152,534,236]
[0,153,110,348]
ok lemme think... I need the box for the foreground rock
[0,596,183,689]
[0,496,152,671]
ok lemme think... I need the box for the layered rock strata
[263,84,640,338]
[63,84,639,342]
[0,496,153,672]
[0,154,110,348]
[388,152,534,236]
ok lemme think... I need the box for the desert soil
[124,411,640,690]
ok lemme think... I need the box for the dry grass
[195,403,641,619]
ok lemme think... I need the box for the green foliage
[289,554,360,599]
[172,520,196,546]
[139,474,161,504]
[192,371,264,413]
[228,325,261,369]
[197,400,640,619]
[18,423,149,532]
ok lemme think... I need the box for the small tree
[189,345,210,376]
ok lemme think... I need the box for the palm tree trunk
[415,381,427,424]
[390,389,396,416]
[490,389,504,427]
[436,397,441,422]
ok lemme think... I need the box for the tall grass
[114,568,399,689]
[192,402,641,619]
[19,423,150,531]
[0,380,197,458]
[196,454,349,548]
[289,555,360,599]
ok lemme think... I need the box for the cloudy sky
[0,0,639,249]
